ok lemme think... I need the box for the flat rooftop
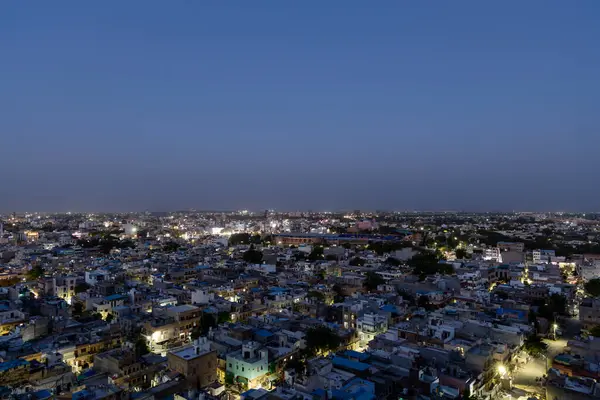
[167,304,200,313]
[171,345,212,360]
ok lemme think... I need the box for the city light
[497,365,506,376]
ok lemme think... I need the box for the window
[229,363,232,368]
[242,367,244,372]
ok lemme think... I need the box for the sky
[1,1,599,212]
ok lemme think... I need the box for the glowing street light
[497,365,507,376]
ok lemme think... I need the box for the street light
[498,365,507,376]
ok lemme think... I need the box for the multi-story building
[94,349,164,391]
[144,305,201,354]
[226,341,269,389]
[356,313,388,347]
[0,359,30,386]
[85,270,111,286]
[580,298,600,329]
[167,337,217,389]
[497,242,524,253]
[482,247,502,262]
[0,309,27,335]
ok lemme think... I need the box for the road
[512,315,579,396]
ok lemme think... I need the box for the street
[511,315,579,397]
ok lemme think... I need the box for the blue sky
[1,1,599,212]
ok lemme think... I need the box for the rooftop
[171,345,212,360]
[167,304,200,313]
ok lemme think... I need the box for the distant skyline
[2,1,599,212]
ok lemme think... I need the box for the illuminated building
[167,337,217,389]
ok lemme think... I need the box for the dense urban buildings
[0,210,599,399]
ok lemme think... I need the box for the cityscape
[2,2,599,400]
[0,210,600,400]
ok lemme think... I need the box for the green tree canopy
[332,284,346,303]
[589,325,600,337]
[75,282,91,294]
[363,271,385,292]
[409,252,453,280]
[349,257,365,266]
[308,291,325,302]
[585,279,600,297]
[523,334,548,357]
[534,294,568,320]
[135,337,150,357]
[27,265,44,280]
[305,326,341,356]
[243,245,263,264]
[308,246,324,261]
[72,302,84,316]
[163,241,180,253]
[455,248,468,259]
[229,233,252,246]
[385,257,401,266]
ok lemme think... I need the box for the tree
[528,309,540,333]
[455,248,468,259]
[243,245,263,264]
[308,291,325,302]
[106,313,114,323]
[315,270,326,282]
[585,278,600,297]
[536,294,568,320]
[418,295,432,310]
[305,326,341,356]
[397,289,416,306]
[522,334,548,357]
[363,271,385,292]
[163,241,180,253]
[27,265,44,280]
[409,252,453,280]
[135,337,150,357]
[75,282,90,294]
[308,246,324,261]
[385,257,401,266]
[285,357,306,376]
[589,325,600,337]
[496,291,509,300]
[229,233,251,246]
[332,284,345,303]
[217,311,231,324]
[72,302,84,316]
[349,257,365,266]
[192,313,218,340]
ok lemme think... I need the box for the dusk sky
[1,1,599,212]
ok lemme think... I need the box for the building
[226,341,269,389]
[192,288,214,305]
[94,349,165,391]
[497,242,525,253]
[579,298,600,329]
[0,359,30,386]
[356,313,388,347]
[167,337,217,389]
[85,270,111,286]
[482,247,501,262]
[144,305,201,354]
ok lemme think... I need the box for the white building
[482,247,502,262]
[578,262,600,281]
[226,341,269,388]
[356,313,388,346]
[192,288,214,305]
[85,270,110,286]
